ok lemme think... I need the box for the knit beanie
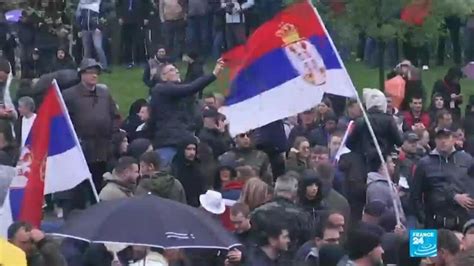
[363,88,387,113]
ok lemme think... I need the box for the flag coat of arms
[221,0,356,136]
[9,81,91,227]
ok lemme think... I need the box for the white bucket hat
[199,190,225,215]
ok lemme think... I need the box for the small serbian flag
[221,0,356,136]
[9,80,91,227]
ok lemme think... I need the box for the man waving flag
[221,0,356,136]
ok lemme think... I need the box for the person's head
[214,165,236,189]
[127,138,153,161]
[235,165,257,183]
[139,151,161,176]
[436,109,453,129]
[156,47,166,59]
[112,131,128,157]
[79,59,102,88]
[0,57,10,82]
[258,220,290,252]
[317,99,332,116]
[324,112,338,133]
[435,229,461,266]
[318,244,347,266]
[314,162,335,188]
[453,126,465,149]
[17,96,35,117]
[293,136,310,159]
[327,211,345,235]
[432,93,445,110]
[7,222,34,254]
[160,63,181,83]
[274,174,299,202]
[56,48,66,60]
[235,131,252,149]
[199,190,225,216]
[314,222,341,247]
[310,145,330,167]
[362,201,386,225]
[346,225,384,265]
[138,104,150,122]
[202,106,221,129]
[328,133,343,158]
[184,143,197,161]
[402,131,419,154]
[230,202,251,234]
[114,156,140,184]
[347,98,362,119]
[463,220,474,250]
[367,152,395,177]
[363,88,387,113]
[435,128,455,154]
[300,109,315,126]
[203,93,217,109]
[451,246,474,266]
[445,67,463,85]
[298,170,323,203]
[239,177,270,210]
[409,96,423,113]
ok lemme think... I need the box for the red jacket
[403,111,430,129]
[220,181,244,231]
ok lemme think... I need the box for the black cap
[435,128,453,137]
[403,131,419,142]
[364,201,386,218]
[202,106,220,118]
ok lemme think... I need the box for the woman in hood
[51,47,76,72]
[297,171,326,226]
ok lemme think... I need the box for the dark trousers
[225,23,246,51]
[186,15,210,55]
[121,23,144,64]
[62,161,107,219]
[357,32,366,60]
[437,24,461,65]
[163,19,186,59]
[403,41,429,67]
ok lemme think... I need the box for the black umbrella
[51,195,240,250]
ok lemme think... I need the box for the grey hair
[18,96,35,112]
[274,174,298,197]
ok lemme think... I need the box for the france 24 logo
[410,230,437,257]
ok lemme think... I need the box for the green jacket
[219,148,272,184]
[136,171,187,204]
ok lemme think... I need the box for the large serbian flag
[9,80,91,227]
[221,0,356,136]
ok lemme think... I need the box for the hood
[363,88,387,113]
[141,172,175,198]
[173,137,199,165]
[213,165,237,190]
[367,172,388,185]
[128,138,152,160]
[128,99,147,116]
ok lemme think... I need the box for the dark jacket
[171,139,206,207]
[245,246,278,266]
[308,126,330,147]
[22,58,49,79]
[63,83,120,162]
[28,237,67,266]
[294,240,319,266]
[253,120,289,154]
[185,59,205,83]
[198,127,232,158]
[149,75,216,148]
[219,147,272,184]
[346,108,403,156]
[136,171,187,204]
[117,0,150,24]
[18,20,36,48]
[251,197,313,254]
[51,53,76,72]
[411,149,473,224]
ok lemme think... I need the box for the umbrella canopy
[5,9,22,23]
[52,195,240,250]
[463,62,474,80]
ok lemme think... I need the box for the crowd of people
[1,1,474,266]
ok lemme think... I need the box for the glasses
[238,132,252,138]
